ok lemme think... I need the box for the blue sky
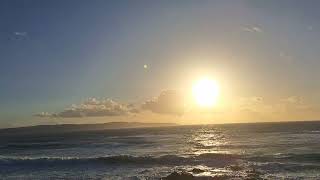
[1,0,320,127]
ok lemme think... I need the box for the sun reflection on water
[188,128,232,155]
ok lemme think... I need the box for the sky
[1,0,320,128]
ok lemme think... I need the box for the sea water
[0,121,320,179]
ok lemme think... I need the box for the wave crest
[0,153,239,167]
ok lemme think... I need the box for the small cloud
[241,25,263,33]
[14,32,27,36]
[127,104,140,113]
[307,26,313,31]
[281,96,301,104]
[278,96,315,112]
[142,90,185,115]
[8,31,28,41]
[251,96,263,102]
[34,112,53,118]
[34,98,138,118]
[238,96,264,107]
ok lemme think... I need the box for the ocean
[0,121,320,179]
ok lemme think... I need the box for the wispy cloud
[34,112,52,118]
[14,32,27,36]
[281,96,301,104]
[8,31,29,41]
[241,25,263,33]
[236,96,314,115]
[279,51,293,63]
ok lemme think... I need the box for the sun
[192,78,219,107]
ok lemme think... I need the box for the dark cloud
[142,90,185,115]
[34,98,138,118]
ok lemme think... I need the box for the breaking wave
[0,153,239,167]
[247,153,320,163]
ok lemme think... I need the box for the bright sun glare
[192,78,219,107]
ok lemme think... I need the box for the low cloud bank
[34,98,139,118]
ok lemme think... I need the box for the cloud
[34,98,138,118]
[279,96,313,111]
[241,26,263,33]
[142,90,185,115]
[34,112,52,118]
[234,95,316,117]
[281,96,301,104]
[14,32,27,36]
[36,90,187,118]
[279,51,293,63]
[237,96,264,109]
[8,31,28,41]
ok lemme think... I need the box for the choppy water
[0,121,320,179]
